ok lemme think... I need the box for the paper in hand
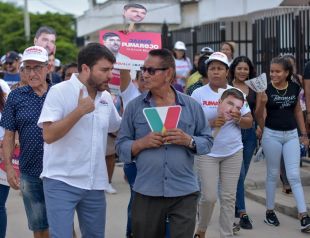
[245,73,267,92]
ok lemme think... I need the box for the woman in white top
[191,52,253,238]
[220,42,235,66]
[173,41,192,88]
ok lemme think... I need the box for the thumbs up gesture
[77,89,95,115]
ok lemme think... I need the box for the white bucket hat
[205,52,229,67]
[174,41,186,50]
[22,46,48,63]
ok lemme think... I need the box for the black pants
[132,192,199,238]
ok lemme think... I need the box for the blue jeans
[123,162,137,237]
[0,184,10,238]
[20,173,49,231]
[262,127,307,213]
[235,126,257,216]
[43,178,106,238]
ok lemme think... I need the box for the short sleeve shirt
[0,85,50,177]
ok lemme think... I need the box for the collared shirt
[115,87,213,197]
[38,74,121,190]
[0,85,50,177]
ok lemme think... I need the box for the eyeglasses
[140,66,168,75]
[24,64,47,74]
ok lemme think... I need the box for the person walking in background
[220,42,235,66]
[116,49,213,238]
[1,46,50,238]
[62,63,78,81]
[3,51,21,87]
[173,41,192,89]
[255,56,310,233]
[0,81,10,238]
[229,56,257,229]
[192,52,253,238]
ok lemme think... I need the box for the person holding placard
[116,49,213,238]
[255,56,310,233]
[229,56,257,230]
[191,52,253,238]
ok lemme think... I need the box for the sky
[0,0,106,16]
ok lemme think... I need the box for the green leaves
[0,2,78,64]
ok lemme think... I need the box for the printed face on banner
[217,95,244,121]
[244,73,267,92]
[100,30,162,70]
[123,3,147,23]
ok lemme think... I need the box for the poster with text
[0,147,20,186]
[100,31,162,70]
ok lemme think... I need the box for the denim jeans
[262,127,307,213]
[0,184,10,238]
[123,162,137,237]
[235,127,257,216]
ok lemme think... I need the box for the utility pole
[24,0,30,42]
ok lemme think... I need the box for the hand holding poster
[0,146,20,186]
[100,30,162,70]
[245,73,267,92]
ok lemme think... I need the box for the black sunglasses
[140,66,168,75]
[5,61,14,65]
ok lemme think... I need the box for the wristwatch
[188,137,196,150]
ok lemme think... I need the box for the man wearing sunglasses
[3,51,21,87]
[116,49,213,238]
[1,46,50,238]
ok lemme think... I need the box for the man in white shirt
[38,43,121,238]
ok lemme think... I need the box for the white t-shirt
[38,74,121,190]
[175,57,192,87]
[0,79,11,97]
[0,80,10,140]
[121,81,141,110]
[191,84,251,157]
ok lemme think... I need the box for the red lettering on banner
[202,101,219,106]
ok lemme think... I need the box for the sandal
[194,235,201,238]
[282,188,292,194]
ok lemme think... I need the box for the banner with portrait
[100,30,162,70]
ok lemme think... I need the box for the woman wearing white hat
[191,52,253,238]
[173,41,192,89]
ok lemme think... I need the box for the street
[6,165,309,238]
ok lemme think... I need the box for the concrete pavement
[5,161,310,237]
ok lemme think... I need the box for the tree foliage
[0,2,78,64]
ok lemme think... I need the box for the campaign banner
[0,147,20,186]
[143,106,182,133]
[100,30,162,70]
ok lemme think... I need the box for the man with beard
[3,51,21,87]
[38,43,121,237]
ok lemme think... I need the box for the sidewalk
[245,159,310,218]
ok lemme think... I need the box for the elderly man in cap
[3,51,21,87]
[0,46,50,238]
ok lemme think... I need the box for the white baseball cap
[22,46,48,63]
[205,52,229,67]
[174,41,186,50]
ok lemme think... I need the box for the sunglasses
[5,61,14,65]
[140,66,168,75]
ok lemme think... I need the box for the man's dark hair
[35,26,57,39]
[103,32,120,41]
[124,3,147,12]
[148,49,175,72]
[77,43,116,72]
[220,88,244,103]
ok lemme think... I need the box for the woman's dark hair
[228,56,256,84]
[281,54,302,86]
[172,49,187,60]
[0,87,6,112]
[271,56,293,82]
[197,55,209,77]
